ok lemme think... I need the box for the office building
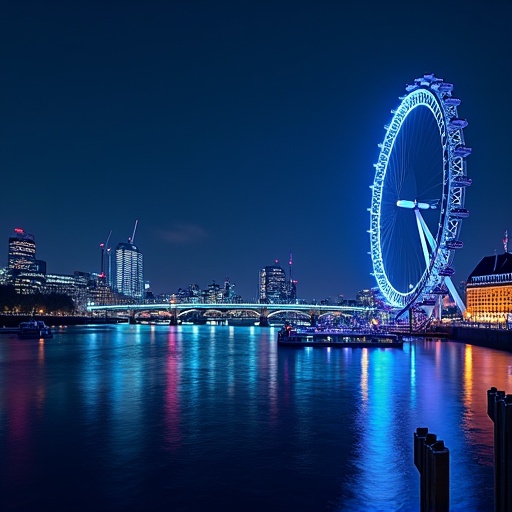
[8,228,37,271]
[114,242,144,299]
[259,263,288,303]
[7,228,46,294]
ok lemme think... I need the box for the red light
[14,228,24,234]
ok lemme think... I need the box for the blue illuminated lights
[369,73,470,316]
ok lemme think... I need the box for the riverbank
[448,325,512,353]
[0,314,125,328]
[390,324,512,353]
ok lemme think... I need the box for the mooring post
[414,427,449,512]
[414,427,429,509]
[425,440,449,511]
[487,387,512,512]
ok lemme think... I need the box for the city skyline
[2,225,335,302]
[1,1,511,300]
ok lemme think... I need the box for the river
[1,324,511,511]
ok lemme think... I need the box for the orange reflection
[463,344,473,408]
[461,344,512,466]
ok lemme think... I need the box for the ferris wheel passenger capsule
[451,176,472,187]
[444,97,461,106]
[450,208,470,219]
[436,82,454,93]
[448,118,468,130]
[445,240,464,250]
[453,145,472,157]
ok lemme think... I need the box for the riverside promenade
[448,324,512,353]
[398,322,512,353]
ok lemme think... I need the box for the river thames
[1,324,511,511]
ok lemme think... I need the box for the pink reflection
[4,342,46,490]
[164,329,182,450]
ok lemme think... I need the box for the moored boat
[18,320,53,339]
[278,325,402,348]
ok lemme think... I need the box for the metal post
[414,427,429,510]
[425,440,449,511]
[505,395,512,512]
[414,427,449,512]
[487,387,512,512]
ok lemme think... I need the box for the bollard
[414,427,449,512]
[414,427,429,470]
[496,393,506,511]
[414,427,429,509]
[488,387,498,421]
[504,396,512,512]
[425,440,449,512]
[487,387,512,512]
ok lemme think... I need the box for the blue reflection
[0,326,506,511]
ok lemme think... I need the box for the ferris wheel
[369,73,472,317]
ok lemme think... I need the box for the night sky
[1,0,511,301]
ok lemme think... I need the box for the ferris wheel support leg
[415,210,431,266]
[416,211,437,251]
[418,213,466,315]
[444,276,466,315]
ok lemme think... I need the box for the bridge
[86,302,375,326]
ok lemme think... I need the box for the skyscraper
[259,262,288,303]
[8,228,36,271]
[114,242,144,299]
[7,227,46,294]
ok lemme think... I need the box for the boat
[0,326,21,335]
[18,320,53,339]
[277,324,402,348]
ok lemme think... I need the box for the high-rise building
[259,262,288,303]
[207,281,221,303]
[356,289,376,307]
[114,242,144,299]
[8,228,36,271]
[7,228,46,294]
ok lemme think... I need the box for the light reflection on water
[0,324,511,511]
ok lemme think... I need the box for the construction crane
[128,219,138,245]
[99,230,112,279]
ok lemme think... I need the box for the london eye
[369,73,471,317]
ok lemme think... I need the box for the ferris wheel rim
[369,75,469,310]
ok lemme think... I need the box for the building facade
[114,242,144,299]
[465,252,512,323]
[8,228,37,271]
[7,228,47,294]
[259,263,288,303]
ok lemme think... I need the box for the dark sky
[1,0,511,301]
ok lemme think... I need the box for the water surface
[1,324,511,511]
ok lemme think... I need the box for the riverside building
[465,249,512,323]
